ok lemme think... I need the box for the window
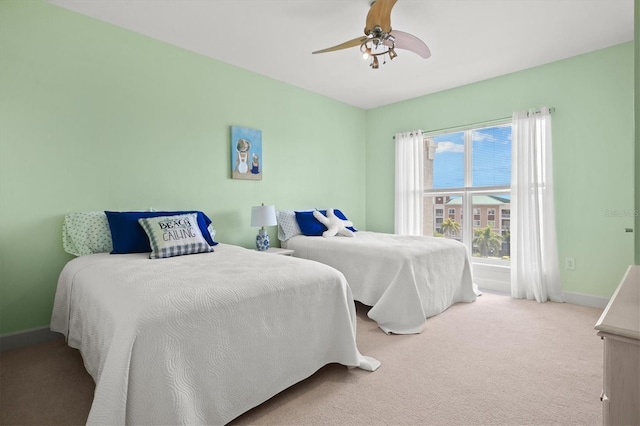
[423,123,511,262]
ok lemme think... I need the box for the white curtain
[394,131,424,235]
[511,108,564,302]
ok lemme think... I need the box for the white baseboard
[562,291,610,309]
[472,262,609,309]
[477,288,609,309]
[0,326,63,352]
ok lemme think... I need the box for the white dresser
[594,265,640,426]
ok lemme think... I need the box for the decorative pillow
[207,224,217,242]
[138,213,214,259]
[154,209,218,245]
[276,210,303,241]
[295,209,357,236]
[106,210,218,254]
[332,209,357,232]
[295,210,326,236]
[313,209,356,238]
[62,211,113,256]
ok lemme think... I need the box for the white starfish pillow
[313,209,355,238]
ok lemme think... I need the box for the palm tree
[473,226,502,257]
[500,229,511,258]
[441,217,460,237]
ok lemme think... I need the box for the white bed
[284,231,478,334]
[50,244,379,425]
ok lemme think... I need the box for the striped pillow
[138,213,213,259]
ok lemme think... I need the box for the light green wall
[365,42,635,298]
[635,0,639,265]
[1,0,635,335]
[0,1,366,334]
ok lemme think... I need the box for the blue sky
[432,125,511,189]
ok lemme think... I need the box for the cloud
[473,132,498,142]
[473,128,512,144]
[436,141,464,153]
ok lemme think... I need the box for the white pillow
[62,211,113,256]
[138,213,214,259]
[276,210,303,241]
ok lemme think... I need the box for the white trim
[473,262,511,293]
[478,288,610,309]
[563,291,610,309]
[0,326,62,352]
[0,325,49,338]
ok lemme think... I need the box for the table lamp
[251,203,277,251]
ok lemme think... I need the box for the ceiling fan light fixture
[311,0,430,69]
[361,45,372,59]
[360,37,395,69]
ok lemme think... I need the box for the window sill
[471,259,511,293]
[471,257,511,268]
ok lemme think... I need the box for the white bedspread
[50,244,379,425]
[286,232,478,334]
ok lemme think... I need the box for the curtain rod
[393,107,556,139]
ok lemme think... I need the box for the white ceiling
[48,0,634,110]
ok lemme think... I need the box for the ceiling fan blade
[365,0,397,34]
[312,36,367,54]
[387,30,431,59]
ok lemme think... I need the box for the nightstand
[259,247,294,256]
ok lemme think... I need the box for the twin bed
[51,208,476,424]
[278,209,478,334]
[52,210,378,424]
[284,231,477,334]
[51,245,377,425]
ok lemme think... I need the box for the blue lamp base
[256,228,270,251]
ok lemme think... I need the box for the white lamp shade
[251,205,277,227]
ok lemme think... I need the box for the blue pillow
[295,209,357,236]
[295,211,325,236]
[332,209,357,232]
[106,210,218,254]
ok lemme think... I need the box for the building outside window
[422,123,512,261]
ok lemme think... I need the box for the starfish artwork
[312,209,355,238]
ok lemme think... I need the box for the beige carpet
[0,292,604,425]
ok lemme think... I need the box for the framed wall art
[231,126,262,181]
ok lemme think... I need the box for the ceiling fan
[312,0,431,69]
